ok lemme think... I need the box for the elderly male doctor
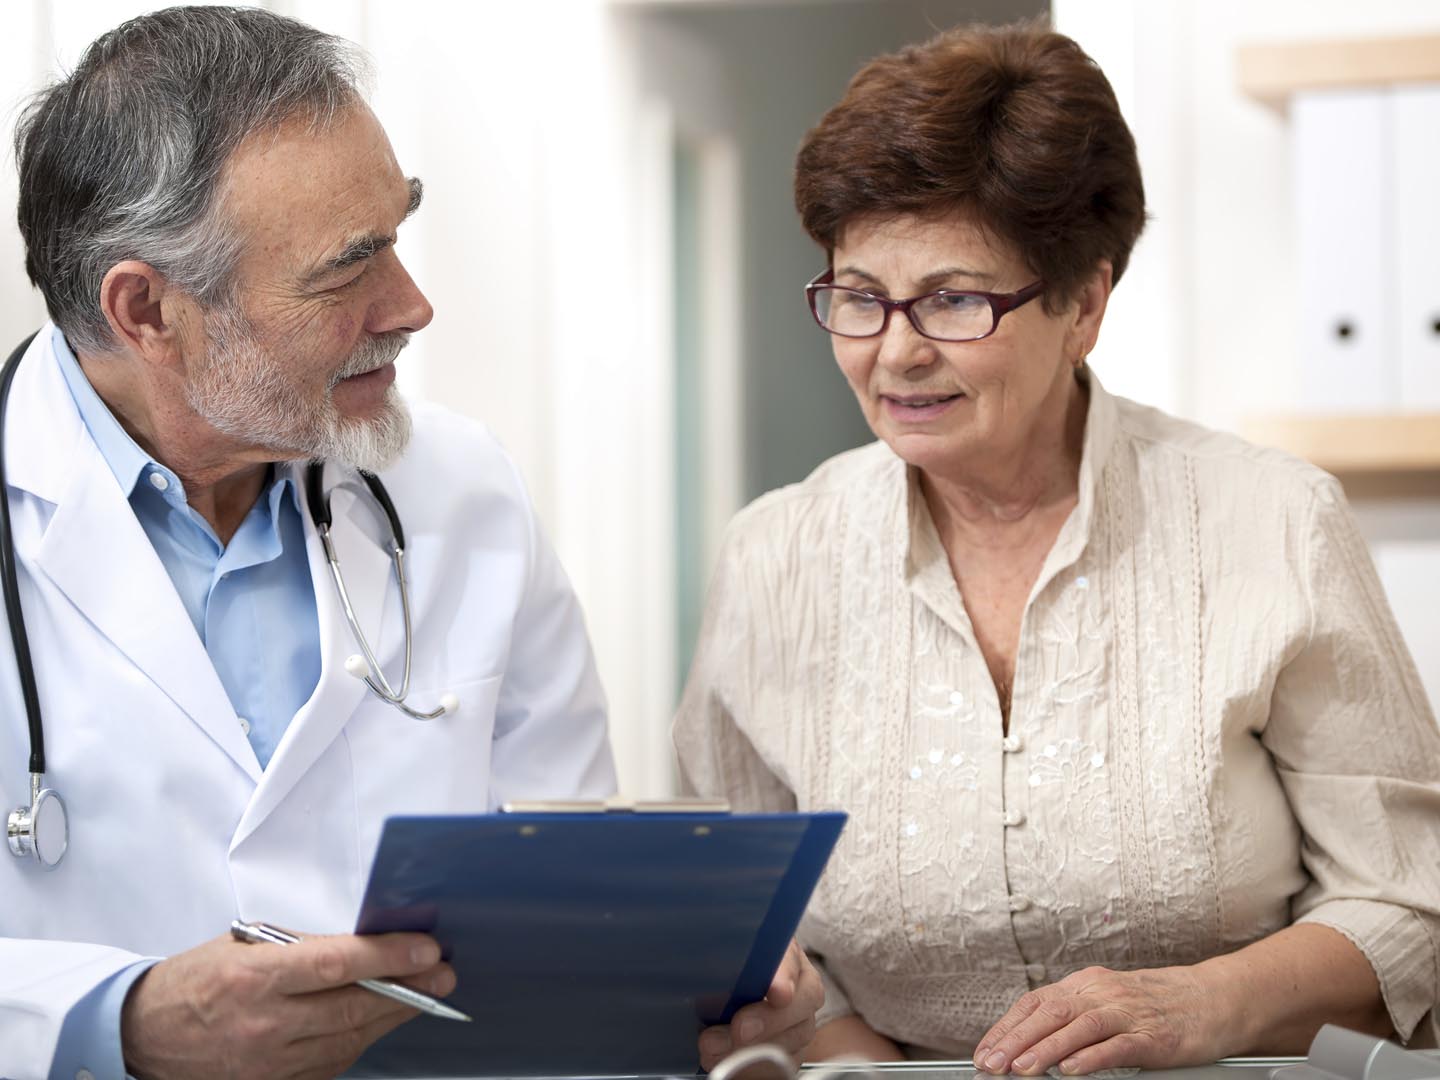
[0,8,821,1080]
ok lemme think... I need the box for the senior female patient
[673,21,1440,1075]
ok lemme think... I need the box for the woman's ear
[1067,259,1114,366]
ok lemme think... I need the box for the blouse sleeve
[672,518,797,813]
[672,518,859,1028]
[1265,477,1440,1043]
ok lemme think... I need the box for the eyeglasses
[806,269,1045,343]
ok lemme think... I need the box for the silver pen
[229,919,472,1022]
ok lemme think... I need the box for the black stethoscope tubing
[305,459,404,551]
[1,332,45,778]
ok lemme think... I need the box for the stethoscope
[3,333,458,869]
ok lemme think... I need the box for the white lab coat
[0,327,617,1078]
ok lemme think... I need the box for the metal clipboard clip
[500,796,732,814]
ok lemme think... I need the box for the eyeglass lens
[813,288,993,340]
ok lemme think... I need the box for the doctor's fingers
[284,968,458,1040]
[278,1005,423,1080]
[262,930,446,995]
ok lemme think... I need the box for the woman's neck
[921,373,1088,547]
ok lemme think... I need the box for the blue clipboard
[347,809,847,1078]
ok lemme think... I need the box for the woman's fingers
[975,988,1053,1068]
[696,941,825,1071]
[1051,1032,1151,1076]
[1000,1007,1132,1075]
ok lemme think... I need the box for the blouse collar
[902,368,1119,615]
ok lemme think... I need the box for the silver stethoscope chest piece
[7,774,68,869]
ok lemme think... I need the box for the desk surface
[384,1050,1440,1080]
[386,1058,1297,1080]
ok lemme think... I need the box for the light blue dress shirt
[48,328,322,1079]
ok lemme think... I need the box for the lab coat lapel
[232,474,391,846]
[34,437,263,783]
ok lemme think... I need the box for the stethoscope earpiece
[342,650,460,718]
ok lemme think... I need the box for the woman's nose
[875,311,937,373]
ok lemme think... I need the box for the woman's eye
[837,291,880,310]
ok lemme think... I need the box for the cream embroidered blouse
[673,375,1440,1054]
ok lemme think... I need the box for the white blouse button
[237,716,252,735]
[1007,894,1031,912]
[1025,962,1046,982]
[1003,809,1026,827]
[148,472,170,492]
[1076,575,1090,589]
[948,690,965,705]
[1001,734,1023,753]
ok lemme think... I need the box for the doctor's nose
[368,252,434,336]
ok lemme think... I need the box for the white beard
[185,303,413,473]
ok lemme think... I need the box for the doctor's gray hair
[14,5,370,355]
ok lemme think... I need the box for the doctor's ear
[98,261,184,364]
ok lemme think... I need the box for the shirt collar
[51,325,302,528]
[51,326,158,499]
[904,367,1119,587]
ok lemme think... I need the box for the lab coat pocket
[346,672,503,866]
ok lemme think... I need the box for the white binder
[1392,84,1440,410]
[1294,89,1393,411]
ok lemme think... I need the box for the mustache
[329,332,410,387]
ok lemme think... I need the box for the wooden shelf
[1238,34,1440,110]
[1242,413,1440,475]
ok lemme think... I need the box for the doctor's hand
[119,929,455,1080]
[698,940,825,1071]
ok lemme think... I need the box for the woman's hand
[698,941,825,1070]
[973,964,1225,1076]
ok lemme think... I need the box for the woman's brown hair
[794,21,1146,309]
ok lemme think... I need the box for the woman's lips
[880,391,965,422]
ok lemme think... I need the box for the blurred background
[2,0,1437,796]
